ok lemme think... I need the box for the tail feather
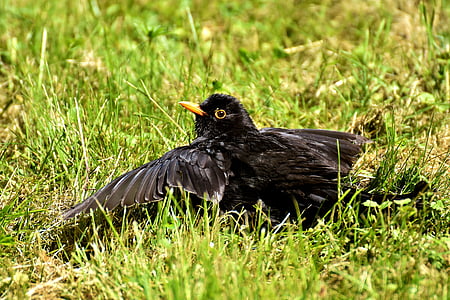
[358,180,429,205]
[299,181,429,227]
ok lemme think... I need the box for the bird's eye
[214,109,227,119]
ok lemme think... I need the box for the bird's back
[217,128,370,225]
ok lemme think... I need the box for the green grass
[1,0,449,298]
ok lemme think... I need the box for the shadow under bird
[63,94,426,227]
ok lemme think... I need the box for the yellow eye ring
[214,109,227,119]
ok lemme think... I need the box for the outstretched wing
[63,146,230,219]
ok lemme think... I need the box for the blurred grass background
[0,0,449,298]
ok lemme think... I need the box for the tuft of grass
[1,0,449,298]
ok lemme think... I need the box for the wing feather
[135,163,157,202]
[120,168,148,206]
[63,146,230,219]
[260,127,370,176]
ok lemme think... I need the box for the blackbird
[63,94,426,227]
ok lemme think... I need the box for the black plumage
[63,94,425,226]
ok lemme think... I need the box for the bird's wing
[259,128,370,176]
[63,146,229,219]
[284,128,371,145]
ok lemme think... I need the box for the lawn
[1,0,449,299]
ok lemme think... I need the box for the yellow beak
[179,101,208,116]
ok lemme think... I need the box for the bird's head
[180,94,257,138]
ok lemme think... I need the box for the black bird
[63,94,425,226]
